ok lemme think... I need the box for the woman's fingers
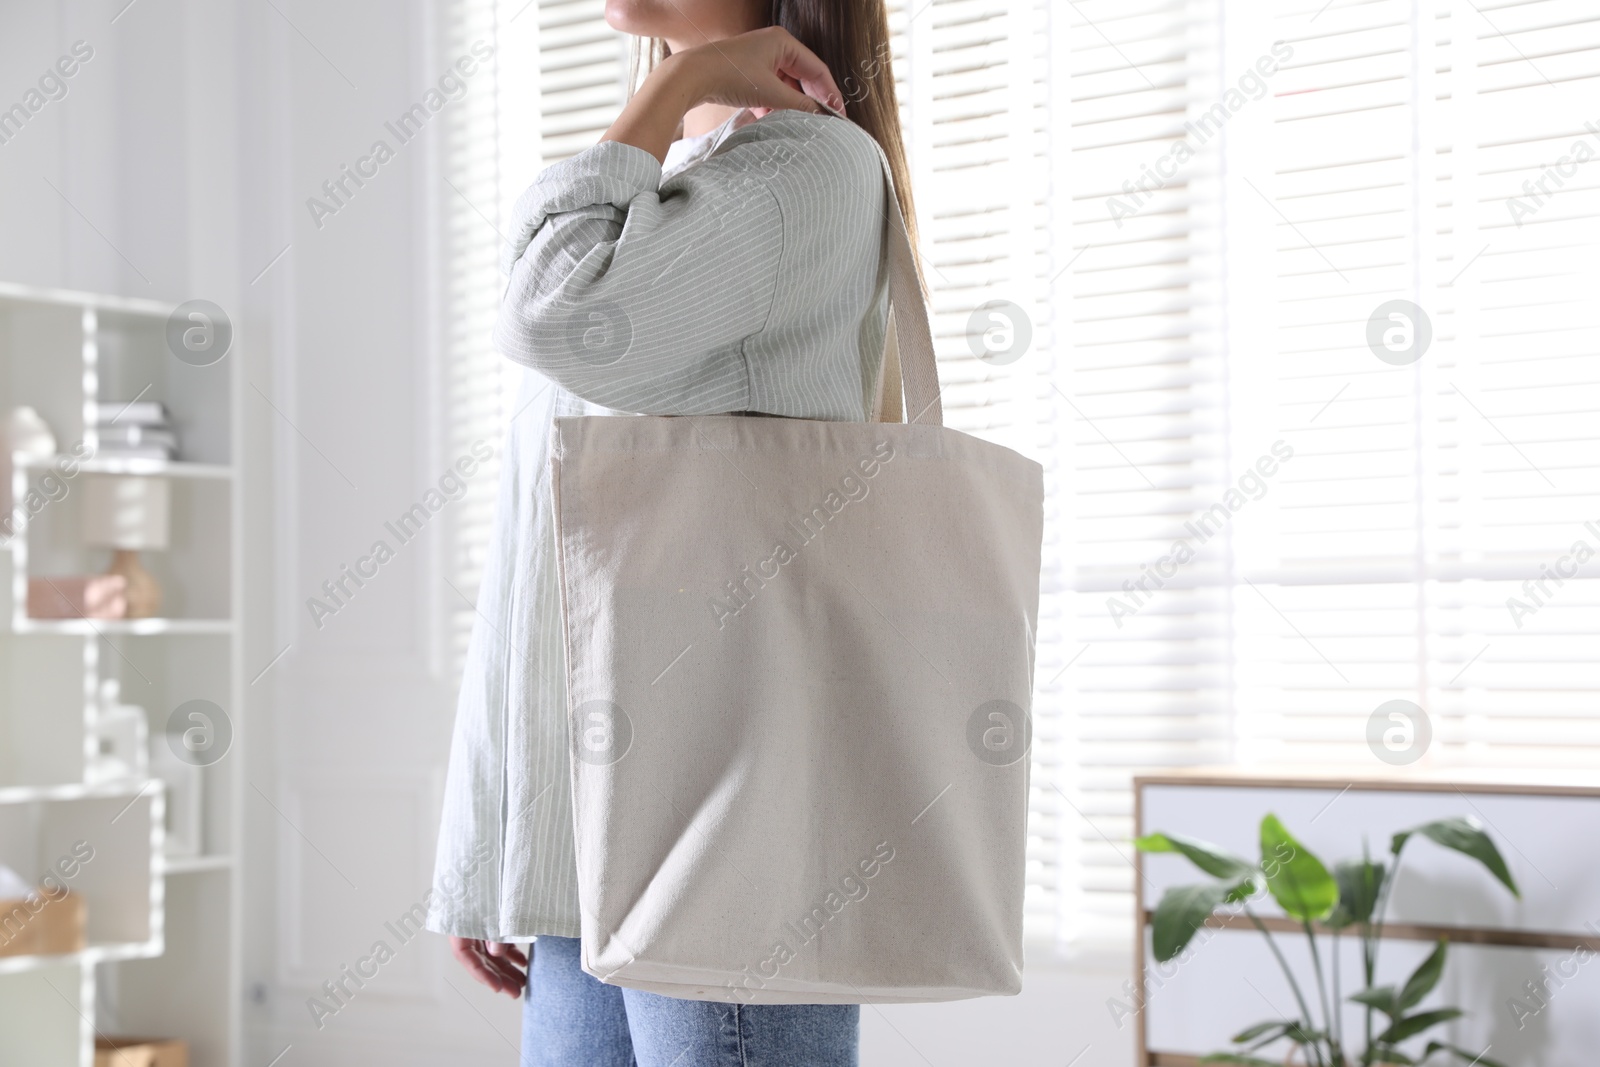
[486,940,529,968]
[450,937,528,997]
[692,27,845,116]
[479,942,529,994]
[450,938,500,990]
[768,78,829,115]
[768,30,844,112]
[451,939,507,992]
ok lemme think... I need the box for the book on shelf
[91,400,168,426]
[91,400,180,461]
[96,425,178,451]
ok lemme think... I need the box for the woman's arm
[492,29,846,415]
[492,141,784,414]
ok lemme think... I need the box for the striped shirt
[427,106,893,939]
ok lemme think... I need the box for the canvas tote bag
[549,122,1044,1004]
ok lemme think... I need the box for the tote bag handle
[814,102,943,428]
[873,161,942,427]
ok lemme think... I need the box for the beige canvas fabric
[549,120,1044,1004]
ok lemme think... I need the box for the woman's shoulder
[699,110,887,212]
[721,107,884,159]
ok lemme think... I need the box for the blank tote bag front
[549,123,1044,1005]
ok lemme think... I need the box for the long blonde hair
[627,1,925,298]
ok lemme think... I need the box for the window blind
[1238,0,1600,774]
[1421,0,1600,767]
[1056,0,1600,950]
[1230,0,1432,772]
[440,0,512,678]
[429,0,1600,953]
[1055,0,1230,946]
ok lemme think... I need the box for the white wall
[234,0,523,1061]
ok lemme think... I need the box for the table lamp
[81,475,169,618]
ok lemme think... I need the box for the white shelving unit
[0,282,242,1066]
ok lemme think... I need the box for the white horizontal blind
[440,0,510,679]
[1230,0,1432,767]
[444,0,1600,953]
[1057,0,1600,949]
[534,0,631,162]
[1237,0,1600,766]
[1423,0,1600,764]
[1056,0,1228,945]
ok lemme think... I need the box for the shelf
[0,939,164,978]
[9,618,233,636]
[1,275,240,1066]
[0,780,159,805]
[0,281,174,319]
[12,454,232,480]
[159,854,232,875]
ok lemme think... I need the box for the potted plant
[1134,814,1520,1067]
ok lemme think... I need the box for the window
[438,0,509,675]
[1057,0,1600,946]
[440,0,1599,951]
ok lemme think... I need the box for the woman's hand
[674,26,845,118]
[603,26,845,163]
[450,936,528,998]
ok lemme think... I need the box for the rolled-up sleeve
[492,138,786,415]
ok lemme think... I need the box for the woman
[426,1,920,1062]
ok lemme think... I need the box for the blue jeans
[521,936,859,1066]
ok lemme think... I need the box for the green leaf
[1224,877,1263,905]
[1327,858,1386,929]
[1398,939,1448,1011]
[1371,1047,1417,1066]
[1282,1025,1324,1046]
[1226,1020,1326,1052]
[1230,1020,1291,1044]
[1422,1041,1508,1067]
[1198,1055,1280,1067]
[1259,814,1339,921]
[1376,1007,1464,1045]
[1150,882,1227,962]
[1136,831,1259,883]
[1349,984,1401,1018]
[1391,817,1520,898]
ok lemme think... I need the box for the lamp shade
[82,475,170,550]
